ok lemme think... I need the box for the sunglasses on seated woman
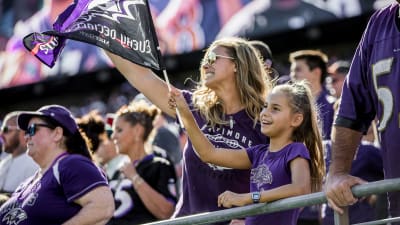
[25,123,54,137]
[202,51,235,66]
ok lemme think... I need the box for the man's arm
[325,125,366,213]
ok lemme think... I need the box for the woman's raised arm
[106,51,178,117]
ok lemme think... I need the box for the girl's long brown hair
[275,81,325,192]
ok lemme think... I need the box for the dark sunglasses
[202,51,235,66]
[25,123,54,137]
[0,125,19,134]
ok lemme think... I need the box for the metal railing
[145,178,400,225]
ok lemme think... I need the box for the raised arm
[106,51,177,117]
[169,89,251,169]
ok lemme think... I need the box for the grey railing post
[334,207,349,225]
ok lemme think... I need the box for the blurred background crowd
[0,0,397,224]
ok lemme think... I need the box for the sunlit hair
[76,110,106,152]
[274,81,325,192]
[193,37,270,128]
[115,100,160,142]
[289,49,328,84]
[39,116,93,160]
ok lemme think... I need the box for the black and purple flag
[23,0,163,71]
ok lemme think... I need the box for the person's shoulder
[375,3,398,15]
[0,155,12,165]
[15,153,38,167]
[151,152,174,166]
[59,154,93,167]
[368,3,398,26]
[14,152,31,160]
[285,142,309,157]
[287,142,307,150]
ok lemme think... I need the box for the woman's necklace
[229,116,235,129]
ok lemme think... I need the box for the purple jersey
[246,143,310,225]
[336,3,400,217]
[316,88,335,140]
[107,154,177,225]
[0,153,108,225]
[173,91,268,222]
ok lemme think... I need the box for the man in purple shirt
[325,2,400,222]
[323,123,384,224]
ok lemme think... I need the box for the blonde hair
[274,81,325,192]
[192,37,270,128]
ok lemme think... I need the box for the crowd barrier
[144,178,400,225]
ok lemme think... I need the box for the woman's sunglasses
[25,123,54,137]
[0,125,19,134]
[202,51,235,66]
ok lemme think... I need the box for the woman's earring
[234,68,237,73]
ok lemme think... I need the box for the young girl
[168,81,325,225]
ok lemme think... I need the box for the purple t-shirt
[0,153,108,225]
[173,91,268,221]
[246,142,310,225]
[336,3,400,217]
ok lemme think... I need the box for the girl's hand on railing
[218,191,250,208]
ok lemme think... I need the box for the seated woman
[107,100,178,224]
[0,104,114,225]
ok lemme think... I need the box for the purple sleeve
[59,155,108,202]
[335,11,378,132]
[246,145,260,164]
[286,143,310,169]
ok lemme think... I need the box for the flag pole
[145,0,184,129]
[162,68,185,129]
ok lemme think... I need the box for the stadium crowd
[0,1,399,225]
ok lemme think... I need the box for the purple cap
[17,105,78,135]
